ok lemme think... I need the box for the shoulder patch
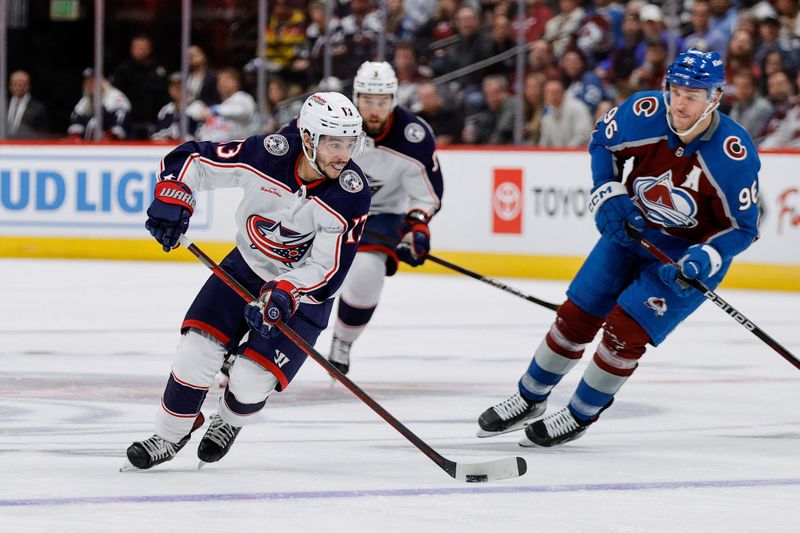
[264,134,290,156]
[404,122,426,143]
[723,136,747,161]
[632,96,659,117]
[339,170,364,193]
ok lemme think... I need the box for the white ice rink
[1,257,799,532]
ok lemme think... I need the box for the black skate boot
[327,335,352,375]
[125,412,205,470]
[197,414,242,465]
[477,391,546,437]
[519,400,613,447]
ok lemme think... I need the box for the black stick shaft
[365,230,559,312]
[626,227,800,370]
[176,235,458,477]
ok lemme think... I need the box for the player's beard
[363,115,388,136]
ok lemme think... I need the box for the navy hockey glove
[396,210,430,267]
[146,180,195,252]
[658,244,723,295]
[589,181,645,246]
[244,280,301,338]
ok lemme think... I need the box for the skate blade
[475,422,531,438]
[119,459,141,472]
[197,460,209,470]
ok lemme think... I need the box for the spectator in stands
[152,73,198,141]
[709,0,738,40]
[635,5,683,66]
[757,69,796,144]
[188,68,257,142]
[463,75,515,145]
[760,79,800,148]
[416,0,460,63]
[110,34,168,139]
[486,13,517,77]
[511,0,554,43]
[416,80,463,146]
[527,39,560,80]
[560,50,608,114]
[430,5,494,115]
[729,70,774,140]
[262,76,302,133]
[543,0,586,57]
[629,37,669,91]
[328,0,383,80]
[683,1,728,59]
[539,77,593,147]
[722,29,760,108]
[754,12,794,73]
[6,70,48,139]
[600,12,642,85]
[187,45,220,106]
[67,68,131,141]
[297,1,332,84]
[522,72,546,145]
[264,0,308,89]
[393,41,433,110]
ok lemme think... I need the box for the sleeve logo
[404,123,426,143]
[264,134,290,156]
[339,169,364,193]
[723,136,747,161]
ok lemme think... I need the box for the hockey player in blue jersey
[477,49,761,447]
[124,92,371,469]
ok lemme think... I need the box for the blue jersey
[590,91,760,261]
[158,132,371,304]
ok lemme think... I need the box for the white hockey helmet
[298,92,364,175]
[353,61,398,108]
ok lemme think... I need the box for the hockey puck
[465,474,489,483]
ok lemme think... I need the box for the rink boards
[0,142,798,290]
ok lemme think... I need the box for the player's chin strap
[301,132,325,177]
[175,233,528,482]
[662,87,721,138]
[625,224,800,372]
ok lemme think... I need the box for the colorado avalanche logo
[723,136,747,161]
[633,171,698,228]
[645,296,667,317]
[404,123,426,143]
[339,170,364,193]
[632,96,659,117]
[246,215,314,264]
[264,134,289,156]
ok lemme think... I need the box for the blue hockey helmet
[664,49,724,96]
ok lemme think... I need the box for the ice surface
[1,258,799,532]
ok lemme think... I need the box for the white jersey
[159,133,371,304]
[190,91,258,143]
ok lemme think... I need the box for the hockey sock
[219,357,278,427]
[333,251,386,344]
[519,299,604,401]
[156,329,226,443]
[568,305,649,421]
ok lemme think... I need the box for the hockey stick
[625,226,800,371]
[365,229,559,312]
[176,234,527,482]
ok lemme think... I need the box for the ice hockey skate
[122,412,205,471]
[327,335,352,375]
[197,414,242,467]
[476,391,546,437]
[519,400,612,447]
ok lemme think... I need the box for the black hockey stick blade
[625,225,800,371]
[176,235,528,482]
[364,229,559,311]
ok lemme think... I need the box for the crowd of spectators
[7,0,800,148]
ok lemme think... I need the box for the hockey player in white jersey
[326,61,444,375]
[124,92,371,470]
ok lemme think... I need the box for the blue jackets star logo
[246,215,314,264]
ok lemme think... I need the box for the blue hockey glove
[396,210,430,267]
[146,180,195,252]
[589,181,645,246]
[658,244,723,295]
[244,280,301,338]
